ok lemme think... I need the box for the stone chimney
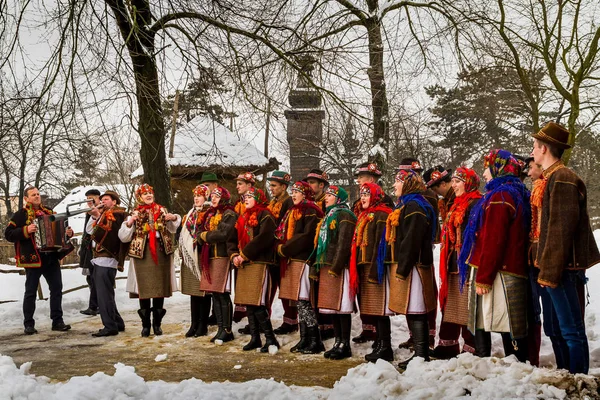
[284,56,325,182]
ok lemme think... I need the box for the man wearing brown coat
[531,121,600,374]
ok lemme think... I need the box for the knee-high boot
[243,307,262,351]
[185,296,200,337]
[210,294,223,342]
[216,294,234,342]
[255,306,280,353]
[475,330,492,357]
[195,295,211,337]
[365,317,393,362]
[330,314,352,360]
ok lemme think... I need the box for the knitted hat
[244,187,268,205]
[451,167,480,193]
[354,162,382,177]
[236,171,256,184]
[101,190,121,205]
[325,185,349,204]
[423,166,452,188]
[192,184,209,198]
[291,180,315,201]
[396,157,423,173]
[200,171,218,183]
[211,186,231,202]
[303,169,329,185]
[484,149,521,178]
[267,170,292,185]
[531,121,571,149]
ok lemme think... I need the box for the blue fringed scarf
[458,175,531,290]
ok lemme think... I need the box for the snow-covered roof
[131,116,270,179]
[53,185,134,235]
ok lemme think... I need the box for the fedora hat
[532,122,571,149]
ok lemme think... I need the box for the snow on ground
[1,232,600,398]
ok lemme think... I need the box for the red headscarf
[236,188,271,252]
[439,166,482,311]
[349,183,392,296]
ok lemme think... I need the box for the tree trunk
[564,98,579,166]
[365,15,390,172]
[106,0,171,208]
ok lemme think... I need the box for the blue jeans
[543,270,588,374]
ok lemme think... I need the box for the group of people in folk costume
[5,122,599,373]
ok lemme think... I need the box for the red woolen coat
[467,191,529,289]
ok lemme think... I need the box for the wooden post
[169,90,180,159]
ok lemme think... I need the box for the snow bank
[0,355,327,400]
[2,352,598,399]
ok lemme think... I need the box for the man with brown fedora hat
[531,121,600,373]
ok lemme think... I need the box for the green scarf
[315,202,356,268]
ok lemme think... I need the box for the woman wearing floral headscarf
[386,170,436,368]
[180,184,212,337]
[276,180,324,354]
[351,182,392,362]
[313,185,357,360]
[119,184,181,337]
[432,167,482,359]
[229,187,280,353]
[458,149,530,361]
[198,186,238,343]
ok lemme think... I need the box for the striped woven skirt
[199,258,232,294]
[318,267,354,314]
[234,263,270,306]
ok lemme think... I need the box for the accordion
[34,215,68,251]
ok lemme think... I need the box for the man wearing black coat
[79,189,101,316]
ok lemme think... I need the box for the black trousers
[23,254,64,328]
[94,265,124,332]
[86,267,98,311]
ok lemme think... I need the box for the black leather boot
[475,329,492,357]
[290,322,308,353]
[398,316,430,369]
[137,309,151,337]
[324,315,342,359]
[210,294,223,343]
[243,308,262,351]
[195,295,211,337]
[152,308,166,336]
[366,317,393,362]
[330,314,352,360]
[301,325,325,354]
[255,306,280,353]
[216,294,234,342]
[186,296,200,337]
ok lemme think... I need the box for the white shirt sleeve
[166,214,182,233]
[85,216,95,235]
[118,219,136,243]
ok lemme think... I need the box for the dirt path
[0,314,363,387]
